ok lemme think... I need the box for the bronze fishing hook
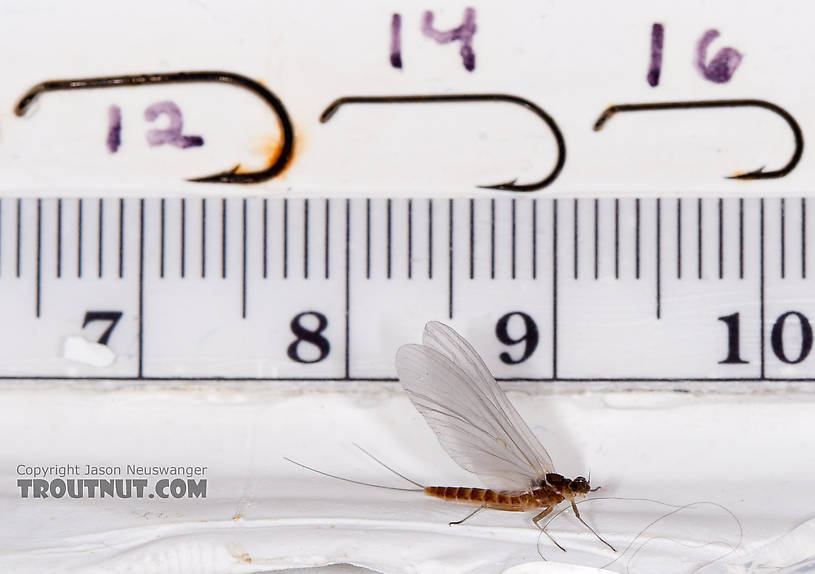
[593,99,803,180]
[320,94,566,192]
[15,70,294,184]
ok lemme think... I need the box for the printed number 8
[287,311,330,363]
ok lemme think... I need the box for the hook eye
[15,70,294,184]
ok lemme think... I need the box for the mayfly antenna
[320,93,566,192]
[15,70,294,184]
[593,99,803,180]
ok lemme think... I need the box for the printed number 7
[82,311,123,345]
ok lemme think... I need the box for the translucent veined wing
[395,321,556,490]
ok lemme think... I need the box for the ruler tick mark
[138,199,144,379]
[511,199,517,280]
[263,199,268,279]
[344,199,351,379]
[697,198,703,280]
[593,198,599,280]
[98,198,104,279]
[803,197,807,279]
[76,198,82,279]
[718,198,724,280]
[739,198,744,279]
[469,199,475,280]
[407,199,413,279]
[676,198,682,280]
[365,198,371,279]
[201,198,207,278]
[760,198,765,379]
[56,199,61,278]
[573,199,578,280]
[118,199,124,279]
[387,198,392,279]
[781,198,786,279]
[283,198,288,279]
[16,198,22,278]
[635,198,640,280]
[428,199,434,280]
[656,198,662,319]
[36,199,41,318]
[448,198,454,319]
[614,198,620,280]
[242,198,247,318]
[490,198,495,280]
[325,199,330,280]
[160,198,166,278]
[180,199,186,278]
[553,199,558,379]
[221,198,227,279]
[532,199,537,280]
[304,198,310,280]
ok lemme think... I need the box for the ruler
[2,195,815,382]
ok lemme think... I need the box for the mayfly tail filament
[283,457,424,492]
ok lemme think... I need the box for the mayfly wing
[395,321,556,491]
[421,321,556,474]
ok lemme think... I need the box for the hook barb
[15,70,294,184]
[593,99,803,180]
[320,93,566,192]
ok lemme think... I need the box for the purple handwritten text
[144,101,204,148]
[107,105,122,153]
[390,13,403,69]
[696,29,742,83]
[647,23,664,87]
[422,7,476,72]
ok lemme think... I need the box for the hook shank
[16,71,294,184]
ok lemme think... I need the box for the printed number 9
[495,312,539,365]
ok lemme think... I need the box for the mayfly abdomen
[424,486,536,510]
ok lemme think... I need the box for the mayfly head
[569,476,591,496]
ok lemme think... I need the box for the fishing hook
[593,99,803,180]
[320,94,566,192]
[15,71,294,184]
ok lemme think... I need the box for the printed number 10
[719,311,815,366]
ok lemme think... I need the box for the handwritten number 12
[106,101,204,154]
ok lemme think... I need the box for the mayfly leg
[533,507,566,552]
[569,499,616,552]
[448,505,485,526]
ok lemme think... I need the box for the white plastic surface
[1,382,814,573]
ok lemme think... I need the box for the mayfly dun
[287,321,615,552]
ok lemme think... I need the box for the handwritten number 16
[648,24,743,86]
[106,101,204,153]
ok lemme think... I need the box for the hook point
[727,166,767,180]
